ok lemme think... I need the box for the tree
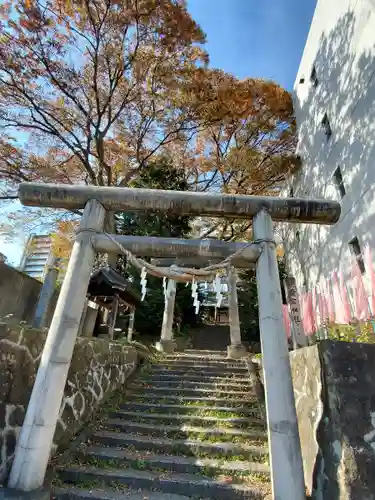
[0,3,297,192]
[50,219,77,255]
[237,268,259,346]
[237,256,288,349]
[0,1,299,244]
[116,156,200,337]
[117,158,191,238]
[181,69,300,240]
[0,0,207,189]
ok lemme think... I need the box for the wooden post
[156,279,177,353]
[108,293,119,340]
[127,306,136,342]
[33,259,59,329]
[253,209,305,500]
[80,301,99,338]
[284,276,308,348]
[227,266,246,359]
[8,200,106,491]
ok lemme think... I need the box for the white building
[19,234,54,280]
[284,0,375,290]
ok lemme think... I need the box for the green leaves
[116,156,200,338]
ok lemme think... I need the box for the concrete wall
[0,321,138,483]
[0,263,58,326]
[283,0,375,289]
[290,340,375,500]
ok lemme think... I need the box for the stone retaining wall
[290,340,375,500]
[0,322,138,483]
[0,263,58,325]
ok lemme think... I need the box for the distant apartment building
[283,0,375,290]
[19,234,54,280]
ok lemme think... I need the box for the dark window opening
[299,77,305,84]
[322,113,332,141]
[296,230,300,243]
[333,166,346,198]
[310,65,319,87]
[289,186,294,197]
[349,236,365,274]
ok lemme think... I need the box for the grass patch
[201,467,270,485]
[54,475,104,490]
[182,431,266,446]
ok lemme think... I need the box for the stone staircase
[52,350,271,500]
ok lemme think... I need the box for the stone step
[55,487,205,500]
[139,379,253,391]
[130,394,256,406]
[104,419,267,440]
[128,385,252,397]
[80,446,271,476]
[149,367,248,377]
[154,358,247,366]
[154,359,248,369]
[165,350,227,355]
[57,466,267,499]
[144,374,253,385]
[110,410,265,428]
[161,354,238,365]
[91,431,269,460]
[164,355,230,363]
[182,349,227,356]
[119,402,261,416]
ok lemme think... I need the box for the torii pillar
[227,265,247,359]
[156,278,177,353]
[8,200,106,491]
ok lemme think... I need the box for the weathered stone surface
[227,344,247,359]
[19,181,341,224]
[290,345,322,496]
[291,340,375,500]
[0,322,138,484]
[0,407,5,430]
[5,433,16,458]
[0,487,50,500]
[155,340,177,353]
[7,408,24,428]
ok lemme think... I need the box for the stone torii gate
[93,235,258,355]
[9,182,340,500]
[150,256,249,357]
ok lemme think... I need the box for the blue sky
[187,0,317,90]
[0,0,316,266]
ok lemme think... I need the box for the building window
[333,166,346,198]
[299,77,305,84]
[322,113,332,141]
[289,186,294,197]
[349,237,365,274]
[296,230,300,243]
[310,65,319,87]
